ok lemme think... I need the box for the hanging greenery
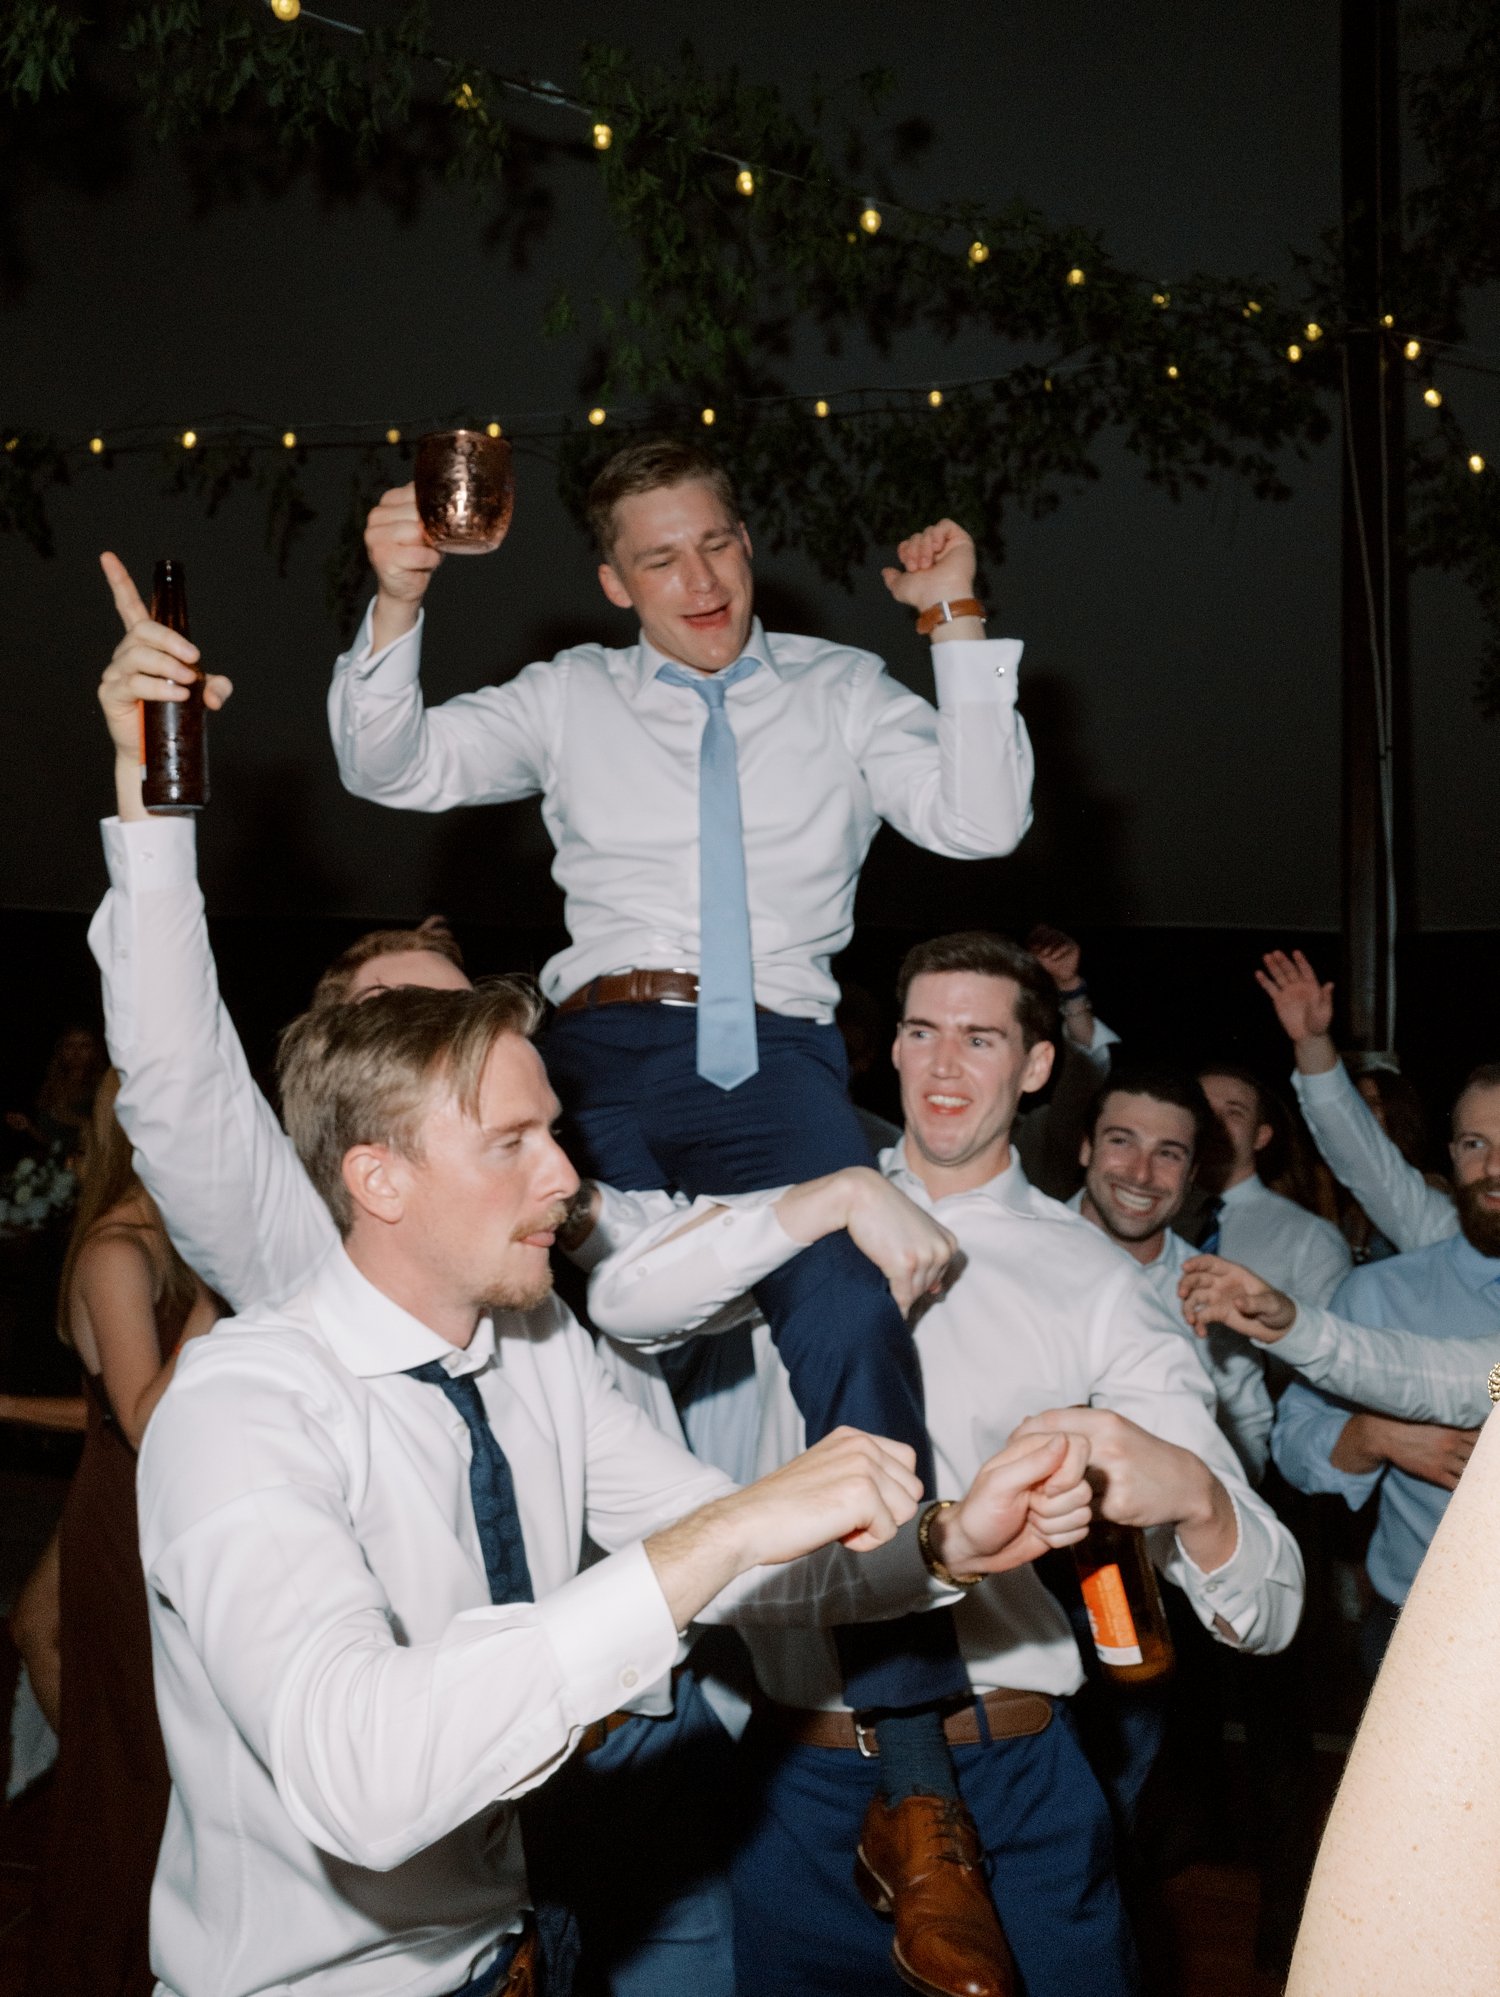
[2,0,1496,703]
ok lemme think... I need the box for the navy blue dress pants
[730,1702,1138,1997]
[546,1002,967,1713]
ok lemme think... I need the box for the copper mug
[414,429,515,554]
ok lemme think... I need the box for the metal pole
[1340,0,1409,1055]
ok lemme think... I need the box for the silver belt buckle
[853,1718,878,1759]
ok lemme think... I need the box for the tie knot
[656,653,759,705]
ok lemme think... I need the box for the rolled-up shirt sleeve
[1157,1483,1303,1655]
[1274,1303,1497,1429]
[1292,1063,1457,1254]
[1271,1379,1384,1507]
[328,603,558,812]
[849,641,1034,859]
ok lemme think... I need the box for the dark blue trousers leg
[730,1708,1138,1997]
[546,1005,967,1711]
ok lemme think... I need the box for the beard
[478,1201,571,1313]
[1455,1176,1500,1259]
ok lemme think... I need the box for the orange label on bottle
[1080,1562,1144,1666]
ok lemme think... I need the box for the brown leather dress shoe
[854,1792,1018,1997]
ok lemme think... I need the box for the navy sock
[872,1707,960,1803]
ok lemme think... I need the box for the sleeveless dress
[24,1268,194,1997]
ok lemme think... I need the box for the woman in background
[24,1070,218,1997]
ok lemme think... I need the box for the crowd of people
[2,436,1496,1997]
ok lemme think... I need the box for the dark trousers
[546,1003,967,1712]
[729,1704,1138,1997]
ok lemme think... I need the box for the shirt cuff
[932,637,1023,709]
[1290,1062,1352,1107]
[340,600,427,684]
[99,814,199,894]
[532,1540,681,1722]
[615,1196,801,1298]
[1170,1487,1266,1642]
[1275,1302,1337,1371]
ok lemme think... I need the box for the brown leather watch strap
[914,596,986,637]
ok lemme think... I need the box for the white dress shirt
[590,1149,1304,1712]
[140,1246,954,1997]
[1291,1061,1457,1255]
[328,611,1033,1018]
[1269,1303,1500,1432]
[1216,1172,1352,1307]
[1064,1195,1273,1482]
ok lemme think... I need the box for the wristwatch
[917,1499,985,1588]
[914,597,985,638]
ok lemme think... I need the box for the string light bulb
[701,406,716,426]
[1381,313,1395,328]
[1404,338,1422,360]
[1287,343,1303,363]
[813,399,830,418]
[181,429,198,449]
[453,83,477,111]
[735,166,755,197]
[927,388,943,408]
[1304,322,1324,343]
[859,203,882,235]
[967,240,990,266]
[1043,376,1053,392]
[89,435,104,455]
[1065,266,1086,287]
[1165,363,1180,380]
[486,421,503,438]
[269,0,300,20]
[1423,387,1443,408]
[1151,290,1170,307]
[587,406,607,427]
[1243,300,1262,317]
[386,427,401,445]
[1470,453,1486,473]
[4,437,17,452]
[281,430,297,449]
[592,122,612,151]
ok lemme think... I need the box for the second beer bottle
[142,558,209,811]
[1072,1516,1175,1687]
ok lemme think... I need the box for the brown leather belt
[576,1708,639,1756]
[499,1926,538,1997]
[557,969,771,1015]
[765,1688,1053,1754]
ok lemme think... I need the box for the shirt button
[620,1667,639,1690]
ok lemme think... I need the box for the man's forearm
[644,1495,752,1631]
[1173,1467,1240,1575]
[1291,1031,1338,1076]
[370,589,421,657]
[115,749,147,824]
[1329,1411,1389,1476]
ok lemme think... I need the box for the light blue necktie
[657,654,761,1091]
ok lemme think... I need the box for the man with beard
[1268,1063,1500,1678]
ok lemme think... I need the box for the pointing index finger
[100,551,150,633]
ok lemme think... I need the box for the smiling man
[329,437,1037,1988]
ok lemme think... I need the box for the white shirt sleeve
[588,1194,798,1349]
[1274,1303,1496,1429]
[1292,1063,1458,1254]
[138,1337,685,1874]
[1090,1269,1304,1654]
[87,817,334,1310]
[847,641,1035,858]
[327,604,559,811]
[1198,1327,1275,1484]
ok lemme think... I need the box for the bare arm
[74,1234,216,1451]
[1289,1411,1500,1995]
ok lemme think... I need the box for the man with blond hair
[136,978,1093,1997]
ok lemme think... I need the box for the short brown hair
[277,978,544,1234]
[895,932,1060,1052]
[311,916,466,1011]
[586,438,740,562]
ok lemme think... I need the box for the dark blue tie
[406,1358,576,1996]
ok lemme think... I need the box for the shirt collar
[630,616,779,700]
[1218,1173,1268,1211]
[1065,1186,1175,1269]
[306,1245,496,1381]
[883,1137,1034,1216]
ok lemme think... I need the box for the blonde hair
[311,915,466,1011]
[56,1071,198,1346]
[585,438,740,562]
[277,978,546,1234]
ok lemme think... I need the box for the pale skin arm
[73,1234,218,1452]
[645,1427,1091,1632]
[880,518,986,642]
[97,552,234,822]
[0,1394,86,1432]
[9,1531,62,1732]
[1028,924,1097,1048]
[1256,949,1339,1076]
[1287,1411,1500,1996]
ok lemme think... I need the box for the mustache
[510,1201,572,1243]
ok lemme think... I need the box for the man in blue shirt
[1271,1063,1500,1676]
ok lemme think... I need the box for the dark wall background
[3,3,1495,971]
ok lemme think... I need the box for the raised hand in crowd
[1256,949,1338,1074]
[97,552,234,822]
[1027,923,1097,1048]
[1011,1404,1239,1577]
[1177,1251,1297,1342]
[877,518,983,637]
[364,485,446,651]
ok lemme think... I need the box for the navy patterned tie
[406,1359,575,1995]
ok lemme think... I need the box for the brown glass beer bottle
[141,558,209,811]
[1072,1517,1175,1687]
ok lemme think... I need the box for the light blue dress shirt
[1272,1232,1500,1605]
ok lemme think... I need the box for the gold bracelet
[917,1499,985,1588]
[1487,1362,1500,1406]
